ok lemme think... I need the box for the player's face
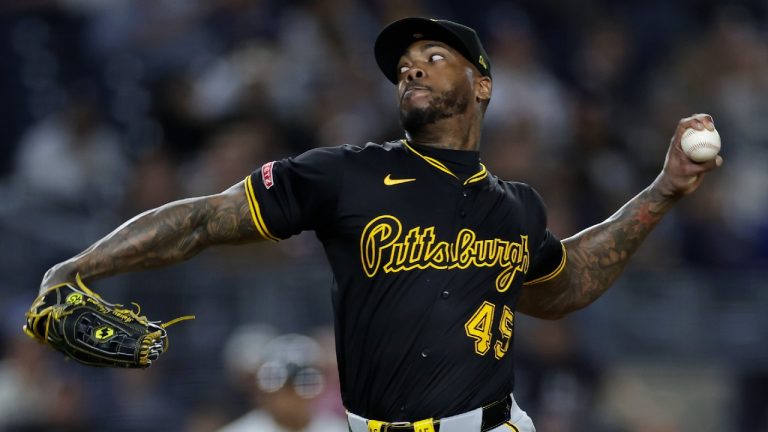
[396,40,477,131]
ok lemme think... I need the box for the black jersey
[245,140,566,421]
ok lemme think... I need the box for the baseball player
[36,17,722,432]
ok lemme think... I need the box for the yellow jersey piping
[504,422,520,431]
[523,242,567,286]
[402,139,488,184]
[464,163,488,185]
[244,175,280,242]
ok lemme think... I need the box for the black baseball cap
[374,17,492,84]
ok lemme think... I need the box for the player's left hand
[652,113,723,198]
[24,274,194,368]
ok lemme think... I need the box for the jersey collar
[401,139,488,186]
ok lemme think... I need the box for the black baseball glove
[23,275,193,368]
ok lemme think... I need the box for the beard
[399,88,470,134]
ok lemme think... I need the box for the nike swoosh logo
[384,174,416,186]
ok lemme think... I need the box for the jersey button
[421,349,430,358]
[462,191,470,197]
[441,290,450,299]
[459,210,466,218]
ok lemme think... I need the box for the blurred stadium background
[0,0,767,431]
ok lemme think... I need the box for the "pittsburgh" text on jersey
[360,215,530,292]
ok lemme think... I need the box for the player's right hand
[653,113,723,199]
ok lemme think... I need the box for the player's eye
[429,53,445,62]
[399,65,410,74]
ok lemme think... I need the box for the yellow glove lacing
[23,274,195,366]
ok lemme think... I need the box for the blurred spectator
[84,0,215,79]
[596,362,732,431]
[89,367,184,432]
[566,91,637,222]
[183,119,281,196]
[219,332,347,432]
[266,0,383,147]
[12,85,127,211]
[203,0,281,52]
[308,326,345,420]
[0,334,90,431]
[483,5,572,152]
[222,323,279,407]
[151,74,214,161]
[572,15,633,103]
[121,148,182,216]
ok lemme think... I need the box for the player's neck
[405,116,483,151]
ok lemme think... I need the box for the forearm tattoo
[518,186,676,319]
[42,184,258,290]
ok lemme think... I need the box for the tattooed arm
[517,114,723,320]
[40,181,261,293]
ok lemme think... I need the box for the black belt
[380,395,511,432]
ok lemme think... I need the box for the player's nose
[405,66,425,82]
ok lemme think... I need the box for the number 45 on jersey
[464,301,514,360]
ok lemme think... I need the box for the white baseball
[680,128,721,162]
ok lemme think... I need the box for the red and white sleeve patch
[261,161,275,189]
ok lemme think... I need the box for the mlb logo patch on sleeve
[261,161,275,189]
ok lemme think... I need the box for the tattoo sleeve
[40,181,261,293]
[517,184,678,319]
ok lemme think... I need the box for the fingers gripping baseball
[656,113,723,198]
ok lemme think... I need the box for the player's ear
[475,76,492,104]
